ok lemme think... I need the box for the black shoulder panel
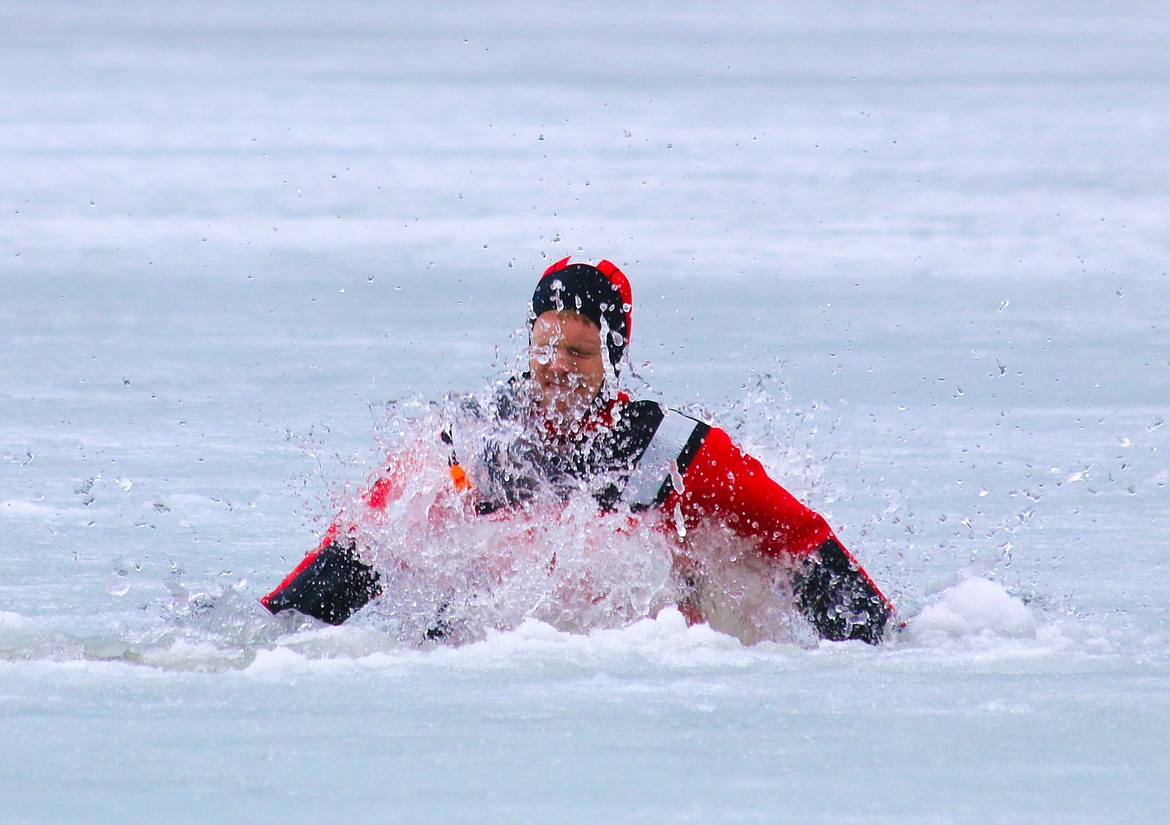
[606,399,666,465]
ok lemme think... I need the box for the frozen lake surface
[3,2,1168,822]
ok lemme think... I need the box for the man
[263,257,895,644]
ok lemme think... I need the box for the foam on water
[0,571,1114,680]
[910,575,1038,641]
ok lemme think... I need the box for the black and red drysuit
[262,387,895,644]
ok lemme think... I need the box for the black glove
[263,539,382,625]
[793,538,892,645]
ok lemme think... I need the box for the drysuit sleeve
[259,527,382,625]
[259,458,408,625]
[668,426,895,644]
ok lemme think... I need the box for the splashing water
[338,392,683,644]
[321,381,835,647]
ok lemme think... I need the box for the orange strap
[450,462,472,492]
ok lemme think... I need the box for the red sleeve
[667,426,834,561]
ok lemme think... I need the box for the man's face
[528,310,607,423]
